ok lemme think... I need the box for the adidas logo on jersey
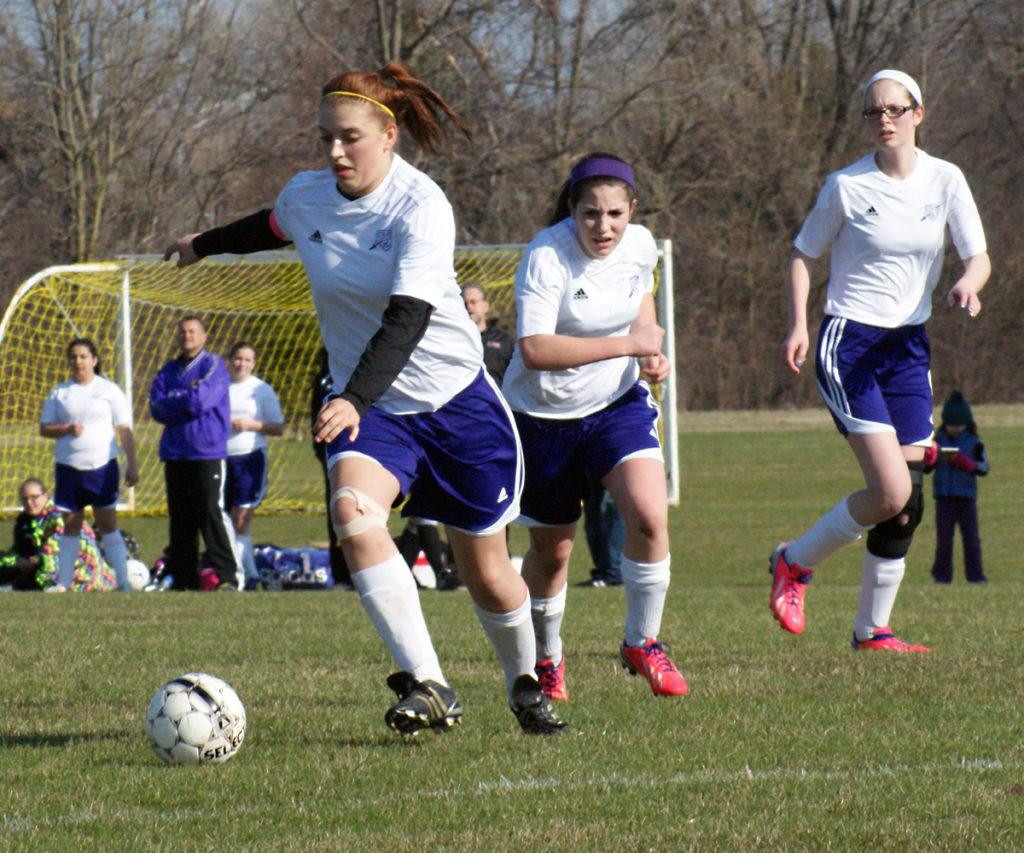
[865,206,879,217]
[572,288,588,300]
[309,230,323,243]
[497,487,508,503]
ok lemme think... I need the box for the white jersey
[795,149,987,328]
[501,219,657,419]
[272,154,482,414]
[227,375,284,456]
[40,376,132,470]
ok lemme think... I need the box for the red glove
[923,442,939,469]
[952,452,978,473]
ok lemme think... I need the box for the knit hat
[942,390,973,426]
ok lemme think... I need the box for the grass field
[3,407,1024,850]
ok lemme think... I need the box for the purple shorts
[226,448,268,510]
[53,458,119,512]
[327,370,522,535]
[815,316,933,446]
[515,382,663,526]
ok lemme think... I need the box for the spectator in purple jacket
[148,316,239,590]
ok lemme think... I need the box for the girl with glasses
[771,69,991,651]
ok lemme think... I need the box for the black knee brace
[866,461,925,559]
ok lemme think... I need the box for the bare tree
[2,0,1022,410]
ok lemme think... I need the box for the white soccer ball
[124,559,150,591]
[145,672,246,765]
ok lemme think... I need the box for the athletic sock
[100,529,129,590]
[622,554,671,647]
[475,592,535,698]
[854,550,905,641]
[530,583,567,665]
[351,552,446,685]
[786,498,869,569]
[235,533,257,585]
[57,534,80,588]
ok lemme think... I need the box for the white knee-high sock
[786,498,869,569]
[235,533,257,584]
[475,592,535,698]
[100,530,129,589]
[530,583,567,664]
[351,553,445,685]
[854,551,905,640]
[57,535,80,588]
[622,554,671,647]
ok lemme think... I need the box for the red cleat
[851,627,931,653]
[535,657,568,701]
[620,639,687,696]
[769,543,812,634]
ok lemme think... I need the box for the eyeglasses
[20,492,46,502]
[862,105,915,120]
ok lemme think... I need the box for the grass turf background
[2,406,1023,851]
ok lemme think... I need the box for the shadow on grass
[0,730,124,747]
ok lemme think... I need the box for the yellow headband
[323,91,395,120]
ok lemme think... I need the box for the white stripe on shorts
[815,316,895,436]
[817,316,849,417]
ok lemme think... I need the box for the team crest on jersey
[921,204,942,222]
[628,275,640,299]
[369,229,393,251]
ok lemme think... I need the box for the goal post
[0,243,678,515]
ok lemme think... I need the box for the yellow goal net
[0,244,676,516]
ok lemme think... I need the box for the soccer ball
[145,673,246,765]
[124,558,150,591]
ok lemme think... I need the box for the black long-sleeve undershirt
[193,210,433,417]
[334,296,434,417]
[192,209,291,257]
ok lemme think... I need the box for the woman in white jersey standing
[225,341,285,587]
[163,62,564,736]
[502,152,687,701]
[39,338,139,589]
[771,69,990,651]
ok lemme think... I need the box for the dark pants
[932,496,985,583]
[583,483,625,584]
[164,459,238,589]
[315,441,352,587]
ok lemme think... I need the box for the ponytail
[321,61,470,155]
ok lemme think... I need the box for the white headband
[864,69,923,106]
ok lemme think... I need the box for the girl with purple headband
[770,69,990,652]
[502,152,688,701]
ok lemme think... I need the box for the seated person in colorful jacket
[0,478,115,591]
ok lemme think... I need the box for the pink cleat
[851,627,931,653]
[535,657,568,701]
[769,543,812,634]
[620,639,688,696]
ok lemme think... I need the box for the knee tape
[330,487,389,541]
[867,462,924,559]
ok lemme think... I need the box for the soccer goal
[0,242,678,515]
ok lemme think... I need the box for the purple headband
[569,158,635,190]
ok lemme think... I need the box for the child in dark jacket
[930,391,989,584]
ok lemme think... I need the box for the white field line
[1,756,1020,832]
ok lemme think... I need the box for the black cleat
[384,671,464,734]
[509,674,567,735]
[435,567,464,591]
